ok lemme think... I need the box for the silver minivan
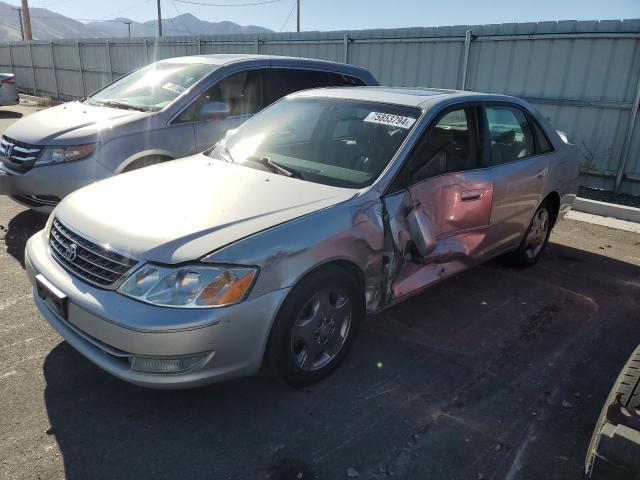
[0,54,376,212]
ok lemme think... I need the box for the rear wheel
[509,200,553,267]
[266,266,364,387]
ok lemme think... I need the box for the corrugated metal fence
[0,20,639,194]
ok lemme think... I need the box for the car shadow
[41,242,640,480]
[0,110,23,119]
[4,209,47,267]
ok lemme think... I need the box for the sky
[3,0,640,31]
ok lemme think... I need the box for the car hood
[4,101,146,144]
[55,155,357,264]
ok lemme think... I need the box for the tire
[585,346,640,478]
[266,266,364,387]
[509,199,553,267]
[121,155,169,173]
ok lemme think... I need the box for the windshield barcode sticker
[162,82,186,94]
[364,112,417,129]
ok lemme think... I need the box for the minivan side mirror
[199,101,230,120]
[406,207,437,257]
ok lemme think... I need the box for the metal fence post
[49,41,59,100]
[343,33,349,63]
[27,41,37,96]
[254,36,259,54]
[106,40,113,81]
[459,30,472,90]
[7,44,14,74]
[76,41,85,97]
[197,37,201,54]
[615,73,640,193]
[145,39,150,63]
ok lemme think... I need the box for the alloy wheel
[524,207,550,259]
[290,288,352,371]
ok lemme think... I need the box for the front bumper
[0,155,113,212]
[25,230,290,388]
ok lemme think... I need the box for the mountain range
[0,2,272,41]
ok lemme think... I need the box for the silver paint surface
[26,87,580,387]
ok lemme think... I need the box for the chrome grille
[0,136,42,173]
[49,218,138,288]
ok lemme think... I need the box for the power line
[168,0,192,35]
[279,0,295,32]
[174,0,282,6]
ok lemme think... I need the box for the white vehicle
[0,73,19,107]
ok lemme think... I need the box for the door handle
[536,171,546,179]
[460,189,483,201]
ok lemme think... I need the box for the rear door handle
[460,189,483,201]
[536,170,546,179]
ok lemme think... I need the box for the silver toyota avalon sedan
[25,87,580,388]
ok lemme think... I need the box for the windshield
[86,62,217,112]
[207,97,420,188]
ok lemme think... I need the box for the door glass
[178,70,263,123]
[405,107,479,184]
[263,69,330,106]
[486,106,535,165]
[530,117,553,153]
[327,72,366,86]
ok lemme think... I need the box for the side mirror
[406,207,437,257]
[199,101,230,120]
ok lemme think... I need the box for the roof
[292,86,524,108]
[158,54,369,73]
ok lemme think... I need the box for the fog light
[130,354,210,374]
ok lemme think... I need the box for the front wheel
[509,200,553,267]
[266,266,364,387]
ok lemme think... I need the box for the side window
[209,69,262,117]
[404,107,479,185]
[486,106,535,165]
[327,72,366,86]
[176,69,263,123]
[530,116,553,154]
[263,69,329,106]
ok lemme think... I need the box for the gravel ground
[0,103,639,480]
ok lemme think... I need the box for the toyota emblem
[64,243,78,262]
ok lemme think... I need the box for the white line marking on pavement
[0,370,17,379]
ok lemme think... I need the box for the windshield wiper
[96,100,148,112]
[249,156,304,179]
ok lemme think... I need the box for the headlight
[119,264,257,308]
[36,143,96,166]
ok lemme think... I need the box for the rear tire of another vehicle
[509,200,553,268]
[266,266,364,388]
[585,345,640,478]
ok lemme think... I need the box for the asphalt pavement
[0,102,639,480]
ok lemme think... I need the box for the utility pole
[12,7,24,41]
[124,20,132,38]
[296,0,300,32]
[156,0,163,37]
[21,0,32,41]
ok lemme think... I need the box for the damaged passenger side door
[384,105,494,300]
